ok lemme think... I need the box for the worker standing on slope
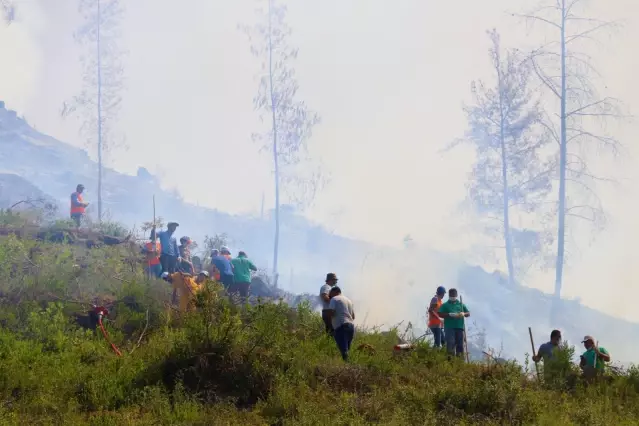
[230,250,257,303]
[158,222,181,274]
[162,270,209,312]
[211,249,234,289]
[178,236,195,274]
[428,286,447,348]
[70,184,89,227]
[143,225,162,278]
[532,329,562,379]
[437,288,470,359]
[580,335,611,379]
[319,273,339,335]
[327,286,355,361]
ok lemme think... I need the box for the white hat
[161,272,169,279]
[198,271,209,277]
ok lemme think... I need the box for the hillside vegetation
[0,230,638,425]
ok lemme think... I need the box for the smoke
[0,1,46,113]
[343,246,461,332]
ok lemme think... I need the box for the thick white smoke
[0,1,45,113]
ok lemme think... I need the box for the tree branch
[566,98,616,118]
[514,13,562,30]
[529,52,561,99]
[565,21,619,45]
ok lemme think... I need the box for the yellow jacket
[169,272,201,312]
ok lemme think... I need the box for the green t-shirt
[582,347,609,370]
[437,300,469,329]
[231,256,257,283]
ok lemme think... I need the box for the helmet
[436,286,446,295]
[198,271,210,277]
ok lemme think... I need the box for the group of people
[319,273,356,361]
[428,286,471,358]
[74,186,612,370]
[141,221,258,307]
[428,285,613,375]
[532,329,612,378]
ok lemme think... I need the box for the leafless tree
[62,0,126,223]
[241,0,322,287]
[515,0,623,300]
[452,29,553,285]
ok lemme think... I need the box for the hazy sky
[1,0,638,321]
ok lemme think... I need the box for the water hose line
[94,306,122,356]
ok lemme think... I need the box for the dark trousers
[430,327,445,348]
[160,254,178,273]
[333,323,355,361]
[145,264,163,279]
[229,281,251,303]
[71,213,83,227]
[322,310,334,335]
[178,260,194,274]
[446,328,465,358]
[220,274,234,289]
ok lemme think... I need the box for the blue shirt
[538,342,557,361]
[212,255,233,276]
[157,231,178,256]
[71,192,83,207]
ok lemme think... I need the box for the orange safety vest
[428,297,443,327]
[70,192,86,215]
[145,241,161,266]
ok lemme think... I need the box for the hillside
[0,236,637,425]
[0,173,57,209]
[1,101,639,363]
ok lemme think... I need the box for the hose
[94,307,122,357]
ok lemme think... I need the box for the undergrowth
[0,234,638,425]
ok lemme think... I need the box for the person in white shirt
[319,273,338,335]
[327,286,355,361]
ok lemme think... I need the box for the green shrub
[0,234,638,424]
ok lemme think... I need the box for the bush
[0,234,638,424]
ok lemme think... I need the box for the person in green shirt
[579,335,610,377]
[436,288,470,359]
[230,251,258,302]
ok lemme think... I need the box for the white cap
[161,272,169,279]
[220,246,230,252]
[198,270,209,277]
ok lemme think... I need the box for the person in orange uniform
[428,286,447,348]
[162,271,209,312]
[70,184,89,227]
[144,226,162,278]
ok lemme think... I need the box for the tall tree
[242,0,321,287]
[517,0,621,300]
[454,29,552,286]
[62,0,125,223]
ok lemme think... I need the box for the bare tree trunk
[554,0,567,304]
[500,123,516,287]
[97,0,103,224]
[268,0,280,288]
[497,77,516,287]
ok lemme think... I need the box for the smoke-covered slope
[0,101,637,364]
[0,101,375,289]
